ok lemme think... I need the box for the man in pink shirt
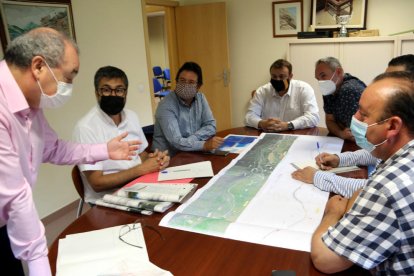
[0,28,140,275]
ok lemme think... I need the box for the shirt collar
[175,92,198,107]
[0,60,31,115]
[95,104,127,126]
[380,139,414,169]
[271,80,293,98]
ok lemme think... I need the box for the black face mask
[99,96,125,115]
[270,79,289,93]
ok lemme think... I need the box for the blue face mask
[350,116,389,152]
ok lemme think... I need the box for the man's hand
[310,195,353,273]
[315,153,340,170]
[291,166,317,184]
[149,149,170,169]
[203,136,224,151]
[259,118,288,132]
[107,132,141,160]
[339,128,355,142]
[138,157,164,175]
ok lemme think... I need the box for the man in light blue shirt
[152,62,224,156]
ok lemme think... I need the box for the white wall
[180,0,414,127]
[2,0,413,218]
[34,0,153,218]
[148,15,169,69]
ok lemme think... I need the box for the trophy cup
[335,14,351,37]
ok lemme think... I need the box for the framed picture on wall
[272,0,303,37]
[310,0,368,30]
[0,0,76,52]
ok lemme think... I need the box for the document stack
[95,183,198,215]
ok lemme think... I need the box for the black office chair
[142,124,154,151]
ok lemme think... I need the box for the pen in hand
[316,142,325,170]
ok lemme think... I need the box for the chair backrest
[142,124,154,151]
[153,77,163,93]
[152,66,163,78]
[71,166,84,201]
[163,68,171,81]
[251,90,256,98]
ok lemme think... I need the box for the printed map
[166,134,297,233]
[160,133,343,251]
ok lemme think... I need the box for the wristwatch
[287,122,294,130]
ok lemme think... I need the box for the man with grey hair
[292,57,414,199]
[315,57,366,141]
[0,28,140,275]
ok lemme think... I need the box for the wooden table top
[48,127,369,276]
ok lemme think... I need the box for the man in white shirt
[73,66,169,203]
[245,59,319,132]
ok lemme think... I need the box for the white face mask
[318,71,337,96]
[37,60,73,109]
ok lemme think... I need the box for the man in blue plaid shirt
[310,71,414,275]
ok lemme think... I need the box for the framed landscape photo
[272,0,303,38]
[310,0,368,30]
[0,0,76,52]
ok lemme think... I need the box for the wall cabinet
[287,35,414,127]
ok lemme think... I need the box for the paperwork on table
[158,161,214,181]
[57,224,172,276]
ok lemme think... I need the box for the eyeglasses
[119,223,143,248]
[178,78,197,85]
[118,219,165,249]
[98,86,127,96]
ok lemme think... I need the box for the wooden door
[175,2,232,131]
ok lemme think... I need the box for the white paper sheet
[57,224,172,276]
[158,161,214,181]
[160,134,344,252]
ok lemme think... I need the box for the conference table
[49,127,370,276]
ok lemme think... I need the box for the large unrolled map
[160,133,344,252]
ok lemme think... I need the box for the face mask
[350,116,389,152]
[175,82,198,101]
[37,60,73,109]
[99,96,125,115]
[270,79,289,93]
[318,71,337,96]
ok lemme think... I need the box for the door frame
[141,0,179,116]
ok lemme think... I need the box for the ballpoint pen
[316,142,325,169]
[161,169,190,173]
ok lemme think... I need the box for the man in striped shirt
[292,55,414,198]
